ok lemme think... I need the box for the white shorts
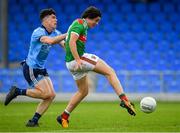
[66,53,99,80]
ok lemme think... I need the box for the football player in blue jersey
[4,8,66,127]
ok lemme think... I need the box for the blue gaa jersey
[26,26,61,69]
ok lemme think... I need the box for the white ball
[140,97,156,113]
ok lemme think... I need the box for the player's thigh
[44,76,55,94]
[34,78,51,94]
[93,58,113,76]
[75,76,88,92]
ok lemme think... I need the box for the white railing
[116,70,180,93]
[0,70,180,101]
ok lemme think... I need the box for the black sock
[16,88,26,95]
[32,112,41,123]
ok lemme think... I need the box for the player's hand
[74,59,83,71]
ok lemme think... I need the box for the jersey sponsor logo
[77,19,88,28]
[79,35,87,42]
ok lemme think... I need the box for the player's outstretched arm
[59,40,65,48]
[40,33,67,45]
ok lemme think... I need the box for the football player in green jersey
[57,6,136,128]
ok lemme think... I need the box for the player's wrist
[75,58,81,62]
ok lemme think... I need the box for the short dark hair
[40,8,56,21]
[81,6,101,19]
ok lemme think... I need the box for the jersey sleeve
[70,23,84,36]
[55,29,62,35]
[31,28,46,42]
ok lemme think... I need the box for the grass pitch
[0,101,180,132]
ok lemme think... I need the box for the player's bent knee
[84,90,88,97]
[42,92,56,100]
[79,89,88,97]
[82,91,88,98]
[50,92,56,99]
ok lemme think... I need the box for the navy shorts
[22,62,49,87]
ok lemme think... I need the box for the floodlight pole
[1,0,8,68]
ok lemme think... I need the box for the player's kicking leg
[93,58,136,116]
[56,53,135,128]
[4,77,56,127]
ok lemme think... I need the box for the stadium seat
[112,40,126,52]
[121,32,135,42]
[168,13,179,23]
[142,40,156,52]
[96,75,113,93]
[159,22,173,32]
[118,51,132,63]
[157,40,170,52]
[135,32,149,43]
[107,5,118,13]
[163,4,175,13]
[111,14,124,24]
[164,74,180,93]
[175,23,180,32]
[103,23,116,32]
[126,40,141,53]
[61,73,77,93]
[130,23,144,33]
[139,13,152,23]
[116,23,130,32]
[153,13,167,23]
[5,0,180,94]
[120,4,132,13]
[134,3,147,13]
[125,14,138,23]
[148,3,161,13]
[165,32,178,43]
[134,51,147,63]
[151,32,164,42]
[144,22,158,32]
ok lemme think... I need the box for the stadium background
[0,0,180,132]
[0,0,180,101]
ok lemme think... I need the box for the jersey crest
[77,19,88,29]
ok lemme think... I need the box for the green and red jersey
[65,18,88,62]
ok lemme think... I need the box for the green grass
[0,101,180,132]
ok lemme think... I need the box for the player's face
[47,14,57,29]
[88,17,101,28]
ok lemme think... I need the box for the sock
[32,112,41,123]
[16,88,26,95]
[119,93,128,101]
[61,110,70,120]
